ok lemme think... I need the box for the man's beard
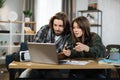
[54,30,62,36]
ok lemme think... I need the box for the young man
[35,12,71,54]
[20,12,71,78]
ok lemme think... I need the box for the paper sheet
[62,60,94,65]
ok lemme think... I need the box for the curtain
[24,0,35,21]
[62,0,75,22]
[24,0,35,42]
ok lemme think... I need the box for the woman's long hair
[71,16,91,45]
[49,12,71,35]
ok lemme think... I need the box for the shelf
[78,10,102,13]
[25,33,35,35]
[90,24,102,26]
[0,33,10,35]
[0,21,23,23]
[12,33,21,35]
[77,10,102,37]
[25,22,36,24]
[0,45,9,48]
[11,45,20,47]
[0,20,36,53]
[0,21,36,24]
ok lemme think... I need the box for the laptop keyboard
[59,60,67,64]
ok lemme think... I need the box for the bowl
[13,42,19,45]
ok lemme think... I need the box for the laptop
[28,42,60,64]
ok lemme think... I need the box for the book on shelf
[0,30,10,33]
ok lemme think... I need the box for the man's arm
[34,25,49,42]
[57,52,66,60]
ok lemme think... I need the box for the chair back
[106,44,120,59]
[19,42,28,51]
[106,44,120,54]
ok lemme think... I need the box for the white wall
[0,0,24,38]
[0,0,24,21]
[1,0,120,46]
[76,0,120,46]
[98,0,120,46]
[35,0,62,31]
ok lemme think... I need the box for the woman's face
[73,22,83,38]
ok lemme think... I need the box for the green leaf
[0,0,6,8]
[23,10,33,17]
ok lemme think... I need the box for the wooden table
[9,60,119,69]
[9,59,120,80]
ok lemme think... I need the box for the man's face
[53,19,64,36]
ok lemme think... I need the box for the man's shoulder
[37,25,51,32]
[40,25,50,29]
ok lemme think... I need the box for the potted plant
[23,10,32,22]
[0,0,6,8]
[109,48,119,60]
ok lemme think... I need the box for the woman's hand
[73,42,89,52]
[62,48,71,57]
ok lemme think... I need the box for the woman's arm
[87,33,105,58]
[67,33,105,59]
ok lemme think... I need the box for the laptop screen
[28,42,59,64]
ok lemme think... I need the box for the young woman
[62,16,106,79]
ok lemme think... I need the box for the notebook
[28,42,60,64]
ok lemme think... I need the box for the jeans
[69,69,106,79]
[20,69,63,78]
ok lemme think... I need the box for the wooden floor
[111,69,119,78]
[0,68,119,80]
[0,67,9,80]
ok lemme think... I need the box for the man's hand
[62,48,71,57]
